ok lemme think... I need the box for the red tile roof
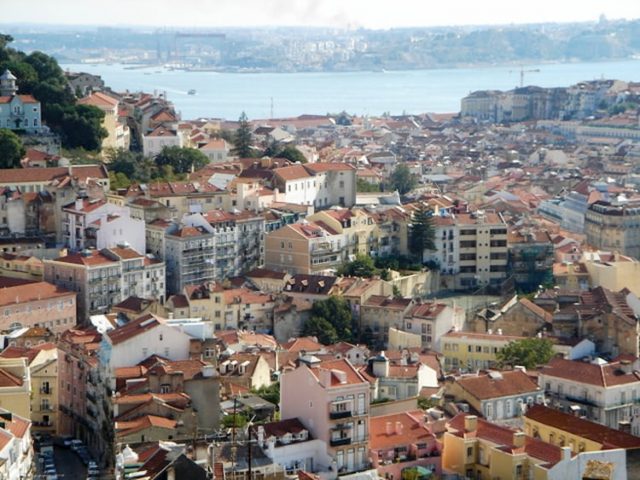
[0,281,74,307]
[0,368,23,387]
[525,405,640,450]
[307,358,368,387]
[540,358,640,387]
[108,314,163,346]
[455,370,540,400]
[0,165,108,184]
[370,411,433,450]
[115,415,177,437]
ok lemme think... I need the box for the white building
[142,126,184,157]
[0,70,42,133]
[104,314,194,369]
[272,163,357,210]
[254,419,332,474]
[63,198,146,254]
[0,410,33,480]
[539,357,640,431]
[199,139,230,162]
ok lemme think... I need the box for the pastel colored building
[281,357,371,477]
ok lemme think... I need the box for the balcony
[86,391,97,403]
[330,437,352,447]
[40,386,52,395]
[330,410,352,420]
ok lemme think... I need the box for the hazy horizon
[2,0,639,30]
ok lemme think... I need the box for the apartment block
[585,200,640,260]
[428,210,508,290]
[43,246,165,321]
[164,226,215,295]
[0,278,76,333]
[62,198,145,254]
[281,357,371,477]
[441,331,526,372]
[538,357,640,431]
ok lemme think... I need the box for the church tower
[0,69,18,97]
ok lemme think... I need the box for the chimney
[319,368,332,388]
[75,198,83,210]
[513,432,525,448]
[561,446,572,461]
[620,359,633,374]
[464,415,477,433]
[201,365,215,378]
[257,425,265,447]
[395,421,404,435]
[385,421,393,435]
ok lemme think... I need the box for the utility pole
[247,425,252,480]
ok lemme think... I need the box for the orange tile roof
[52,250,117,267]
[0,368,23,387]
[448,413,563,467]
[456,370,540,400]
[281,337,323,353]
[0,281,74,307]
[0,165,108,184]
[108,314,163,346]
[78,91,118,107]
[307,358,368,387]
[370,411,433,450]
[274,165,312,181]
[525,405,640,449]
[115,415,177,437]
[0,94,38,104]
[540,358,640,387]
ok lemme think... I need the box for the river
[62,60,640,120]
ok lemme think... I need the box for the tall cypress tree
[232,111,253,158]
[409,204,436,263]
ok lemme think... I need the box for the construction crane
[509,66,541,88]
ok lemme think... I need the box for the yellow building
[0,357,31,419]
[443,413,626,480]
[28,346,59,435]
[0,345,59,434]
[524,404,640,454]
[78,91,130,152]
[582,251,640,297]
[441,331,526,371]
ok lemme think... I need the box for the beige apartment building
[585,200,640,260]
[265,220,346,275]
[44,246,165,321]
[281,357,371,477]
[428,210,508,290]
[0,278,76,333]
[78,91,130,151]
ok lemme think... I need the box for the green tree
[277,145,307,163]
[357,178,382,193]
[302,297,354,345]
[338,254,378,278]
[155,146,208,174]
[232,111,253,158]
[57,105,108,151]
[302,316,338,345]
[408,204,436,263]
[496,338,555,369]
[389,164,418,195]
[252,383,280,406]
[0,129,25,168]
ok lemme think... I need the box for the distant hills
[4,19,640,72]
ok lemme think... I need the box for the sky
[3,0,640,29]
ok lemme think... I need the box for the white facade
[142,130,183,157]
[106,322,193,369]
[63,199,145,254]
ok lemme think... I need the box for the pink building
[369,411,441,480]
[57,328,103,457]
[280,357,371,477]
[0,277,76,333]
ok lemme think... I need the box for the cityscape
[1,3,640,480]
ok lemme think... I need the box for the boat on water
[188,89,196,95]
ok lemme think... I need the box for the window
[160,384,171,394]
